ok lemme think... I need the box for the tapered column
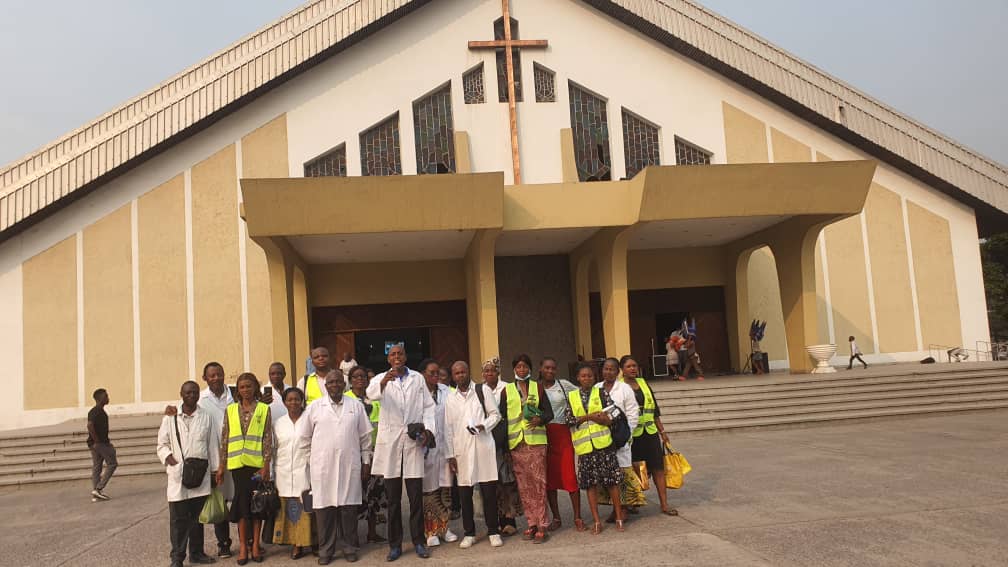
[465,229,501,373]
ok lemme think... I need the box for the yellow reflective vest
[505,380,548,450]
[627,377,658,437]
[567,388,612,455]
[226,402,269,470]
[304,373,324,405]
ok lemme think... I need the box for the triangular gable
[1,0,1006,240]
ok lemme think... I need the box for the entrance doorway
[629,287,731,376]
[313,300,469,373]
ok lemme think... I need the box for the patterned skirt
[577,448,623,490]
[496,449,523,519]
[511,443,549,528]
[597,466,648,507]
[274,497,315,547]
[423,487,452,538]
[359,475,387,522]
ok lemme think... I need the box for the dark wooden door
[430,325,469,369]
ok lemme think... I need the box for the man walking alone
[87,388,117,501]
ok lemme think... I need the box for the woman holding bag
[273,387,314,559]
[217,373,273,565]
[619,355,677,516]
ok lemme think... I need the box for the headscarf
[481,356,500,372]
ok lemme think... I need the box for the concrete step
[666,399,1008,433]
[0,426,160,450]
[0,452,161,478]
[0,462,165,487]
[0,433,158,457]
[663,381,1008,414]
[0,443,157,466]
[662,390,1008,423]
[650,369,1008,399]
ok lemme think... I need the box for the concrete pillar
[465,229,501,372]
[569,253,592,360]
[571,227,633,358]
[769,224,823,374]
[255,236,298,375]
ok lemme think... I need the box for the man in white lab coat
[444,361,503,549]
[366,344,436,561]
[157,381,220,567]
[298,371,373,564]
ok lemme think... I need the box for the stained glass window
[568,82,611,182]
[304,145,347,177]
[413,85,456,175]
[534,63,555,103]
[494,17,523,103]
[622,109,660,178]
[675,137,712,165]
[360,114,402,176]
[463,63,485,104]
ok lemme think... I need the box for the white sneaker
[443,529,459,543]
[426,535,441,547]
[459,536,475,549]
[91,489,110,501]
[489,534,503,547]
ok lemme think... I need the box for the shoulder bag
[174,415,209,489]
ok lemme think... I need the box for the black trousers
[848,354,867,369]
[213,521,231,548]
[459,482,499,537]
[384,476,423,548]
[169,496,208,562]
[315,506,358,559]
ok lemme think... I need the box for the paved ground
[3,410,1006,567]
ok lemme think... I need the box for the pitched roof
[2,0,1006,240]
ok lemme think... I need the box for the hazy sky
[1,0,1005,167]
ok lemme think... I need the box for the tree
[981,233,1008,341]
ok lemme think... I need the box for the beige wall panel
[747,247,788,359]
[309,260,466,307]
[23,237,78,409]
[907,202,963,348]
[823,216,874,352]
[864,183,916,352]
[242,116,289,375]
[138,175,189,401]
[813,240,830,344]
[722,102,768,164]
[192,145,244,378]
[770,128,812,163]
[627,248,727,290]
[83,205,134,401]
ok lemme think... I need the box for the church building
[1,0,1005,429]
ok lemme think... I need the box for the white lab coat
[366,369,436,479]
[194,389,235,500]
[274,414,311,499]
[297,395,373,508]
[596,380,639,468]
[444,384,501,486]
[156,406,220,502]
[423,383,453,492]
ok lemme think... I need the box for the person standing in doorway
[299,347,335,406]
[680,337,705,381]
[339,352,358,379]
[87,388,117,501]
[366,344,436,561]
[848,336,869,369]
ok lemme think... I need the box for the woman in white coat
[365,344,436,561]
[273,388,313,560]
[418,359,456,547]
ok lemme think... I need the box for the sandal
[290,547,304,560]
[501,524,517,537]
[573,518,587,532]
[522,526,537,540]
[661,507,679,516]
[592,522,603,535]
[547,518,562,532]
[533,530,548,544]
[615,520,625,532]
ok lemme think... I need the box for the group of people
[151,345,680,567]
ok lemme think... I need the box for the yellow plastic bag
[634,461,650,491]
[664,444,691,489]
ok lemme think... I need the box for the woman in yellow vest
[567,362,624,535]
[500,353,554,543]
[216,372,273,565]
[345,366,387,544]
[620,355,678,517]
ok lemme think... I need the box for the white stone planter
[805,344,837,373]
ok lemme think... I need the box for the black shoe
[386,547,402,562]
[414,543,430,559]
[170,561,183,567]
[345,552,359,563]
[317,558,331,566]
[190,553,217,564]
[217,546,233,558]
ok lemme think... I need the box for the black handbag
[173,415,209,489]
[251,480,281,518]
[608,407,632,449]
